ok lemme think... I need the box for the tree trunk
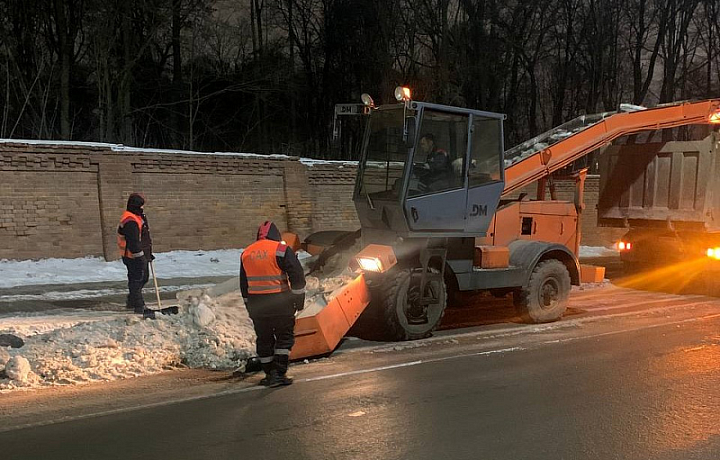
[172,0,183,148]
[120,0,133,144]
[54,0,71,139]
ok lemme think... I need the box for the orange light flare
[708,109,720,123]
[616,258,708,294]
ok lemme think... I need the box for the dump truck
[287,92,720,359]
[597,126,720,281]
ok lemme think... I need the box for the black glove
[292,293,306,312]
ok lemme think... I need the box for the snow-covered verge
[0,249,244,289]
[0,291,256,392]
[0,268,355,393]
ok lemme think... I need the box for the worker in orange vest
[240,221,306,387]
[117,193,154,314]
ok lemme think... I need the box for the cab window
[468,116,503,187]
[408,110,469,197]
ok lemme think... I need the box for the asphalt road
[2,284,719,460]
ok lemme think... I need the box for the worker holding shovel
[117,193,154,314]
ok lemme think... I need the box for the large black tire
[513,259,571,323]
[351,268,447,341]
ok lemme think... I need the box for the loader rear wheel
[513,259,570,323]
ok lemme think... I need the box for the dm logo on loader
[470,204,488,217]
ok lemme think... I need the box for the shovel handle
[149,260,163,309]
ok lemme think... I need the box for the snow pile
[0,260,355,391]
[0,312,127,337]
[300,271,356,319]
[0,291,256,391]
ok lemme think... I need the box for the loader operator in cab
[240,221,306,387]
[418,133,454,192]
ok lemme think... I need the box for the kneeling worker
[240,221,306,387]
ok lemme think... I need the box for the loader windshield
[357,107,410,200]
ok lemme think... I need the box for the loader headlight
[353,244,397,273]
[361,93,375,107]
[394,86,412,101]
[357,257,383,272]
[706,247,720,259]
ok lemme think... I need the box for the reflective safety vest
[117,211,144,258]
[241,239,289,295]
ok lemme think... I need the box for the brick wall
[0,141,621,261]
[0,142,364,261]
[307,165,360,231]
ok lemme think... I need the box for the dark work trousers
[251,315,296,376]
[122,256,149,309]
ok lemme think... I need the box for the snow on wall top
[0,138,360,167]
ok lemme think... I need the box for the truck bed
[597,132,720,230]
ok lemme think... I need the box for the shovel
[144,259,180,318]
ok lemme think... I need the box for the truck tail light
[617,241,632,251]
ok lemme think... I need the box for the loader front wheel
[352,268,447,341]
[383,268,447,341]
[513,259,570,323]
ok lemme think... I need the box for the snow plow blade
[290,273,371,360]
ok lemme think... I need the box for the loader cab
[354,100,506,238]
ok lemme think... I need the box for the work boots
[270,354,293,387]
[270,374,293,387]
[259,370,278,386]
[259,361,276,386]
[258,356,293,387]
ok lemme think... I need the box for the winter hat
[126,193,145,213]
[256,221,281,241]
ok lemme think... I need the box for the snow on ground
[0,284,215,303]
[0,249,244,289]
[0,291,256,391]
[0,246,615,391]
[0,272,354,392]
[0,248,323,392]
[0,246,616,290]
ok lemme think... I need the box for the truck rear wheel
[352,268,447,341]
[513,259,570,323]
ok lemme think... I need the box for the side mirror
[404,116,416,148]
